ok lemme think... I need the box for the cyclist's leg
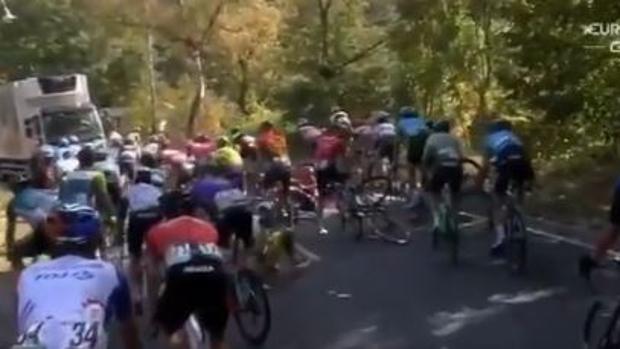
[316,165,331,235]
[195,266,230,349]
[491,164,510,252]
[127,212,161,311]
[406,136,425,205]
[449,166,464,216]
[427,167,445,230]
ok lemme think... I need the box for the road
[0,194,618,349]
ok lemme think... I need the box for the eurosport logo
[582,23,620,54]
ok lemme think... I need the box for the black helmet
[433,120,451,133]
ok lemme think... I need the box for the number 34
[69,322,99,348]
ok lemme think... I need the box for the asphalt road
[0,193,618,349]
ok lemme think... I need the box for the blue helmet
[487,119,513,134]
[53,204,101,245]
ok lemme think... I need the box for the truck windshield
[42,108,103,145]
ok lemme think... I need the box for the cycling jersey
[397,117,428,138]
[17,255,132,349]
[146,216,219,261]
[127,183,162,212]
[59,170,107,207]
[258,129,288,158]
[485,130,524,165]
[191,177,242,213]
[212,146,243,169]
[13,188,58,228]
[188,140,216,159]
[373,122,397,139]
[313,131,346,164]
[423,133,463,169]
[299,125,322,144]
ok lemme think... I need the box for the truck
[0,74,107,181]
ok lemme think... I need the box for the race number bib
[164,243,222,267]
[17,318,105,349]
[214,188,248,211]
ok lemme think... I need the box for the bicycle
[503,181,528,274]
[339,176,411,245]
[431,158,481,265]
[183,268,271,348]
[583,298,620,349]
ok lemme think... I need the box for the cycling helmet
[374,110,390,125]
[487,119,513,134]
[109,132,123,147]
[59,137,70,147]
[329,111,350,125]
[433,120,451,133]
[216,136,232,149]
[38,145,56,160]
[194,133,208,143]
[119,149,137,164]
[297,118,311,128]
[259,121,274,132]
[399,106,417,119]
[50,204,101,245]
[426,120,435,130]
[68,135,79,144]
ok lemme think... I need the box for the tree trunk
[186,52,206,138]
[238,58,250,115]
[318,0,333,64]
[146,29,158,134]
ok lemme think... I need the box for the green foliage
[1,0,620,165]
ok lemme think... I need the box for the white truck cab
[0,74,106,181]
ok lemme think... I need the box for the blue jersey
[484,130,524,164]
[13,187,58,228]
[191,177,235,211]
[17,255,132,348]
[397,117,428,138]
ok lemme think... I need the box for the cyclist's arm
[110,269,142,349]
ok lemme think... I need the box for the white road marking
[295,243,322,262]
[458,211,620,258]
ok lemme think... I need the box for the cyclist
[580,181,620,279]
[210,136,244,188]
[125,162,163,312]
[297,118,323,152]
[191,162,253,252]
[313,120,350,235]
[6,149,59,269]
[15,204,141,349]
[58,147,115,230]
[371,111,398,175]
[396,106,430,207]
[231,128,260,193]
[257,121,292,201]
[422,120,464,233]
[477,118,534,256]
[146,191,230,349]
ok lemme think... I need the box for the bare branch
[338,38,386,68]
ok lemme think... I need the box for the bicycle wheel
[445,205,460,265]
[370,207,411,245]
[233,269,272,346]
[585,300,620,349]
[505,209,527,274]
[360,176,391,207]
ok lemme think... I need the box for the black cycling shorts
[494,158,534,195]
[263,162,291,192]
[216,206,254,249]
[407,133,429,165]
[154,257,229,341]
[127,210,161,258]
[427,165,463,194]
[316,163,348,195]
[610,181,620,226]
[375,136,396,163]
